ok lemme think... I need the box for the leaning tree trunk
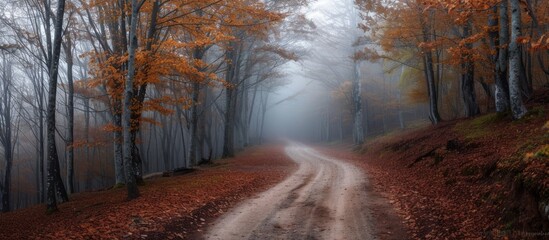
[509,0,527,119]
[122,0,140,200]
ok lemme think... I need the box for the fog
[0,0,430,211]
[261,0,428,143]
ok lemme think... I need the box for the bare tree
[0,51,15,212]
[45,0,69,212]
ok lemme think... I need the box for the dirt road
[204,143,378,240]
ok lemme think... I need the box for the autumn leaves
[355,0,548,121]
[74,1,298,201]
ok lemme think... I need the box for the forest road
[204,142,375,240]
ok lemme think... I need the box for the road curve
[204,142,375,240]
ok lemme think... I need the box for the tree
[460,19,480,117]
[491,2,510,112]
[0,51,15,212]
[122,0,143,200]
[63,32,76,194]
[508,0,527,119]
[45,0,69,212]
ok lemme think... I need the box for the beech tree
[508,0,527,119]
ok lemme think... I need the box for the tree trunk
[38,81,45,203]
[189,46,204,166]
[0,61,13,212]
[112,111,125,185]
[461,20,480,117]
[461,63,480,117]
[130,131,143,184]
[2,147,11,212]
[122,0,140,200]
[222,45,238,158]
[509,0,528,119]
[492,4,511,112]
[420,12,441,124]
[223,86,236,158]
[128,0,159,182]
[352,60,364,145]
[46,0,68,213]
[259,89,269,144]
[64,36,75,194]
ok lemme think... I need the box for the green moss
[517,106,545,122]
[472,112,509,126]
[113,183,125,189]
[455,112,510,140]
[534,145,549,158]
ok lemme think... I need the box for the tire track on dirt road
[204,142,383,240]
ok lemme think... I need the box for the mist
[0,0,545,216]
[261,0,428,144]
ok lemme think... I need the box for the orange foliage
[75,0,286,137]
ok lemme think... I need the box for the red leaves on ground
[0,145,296,239]
[318,101,549,239]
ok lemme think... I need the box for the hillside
[321,89,549,239]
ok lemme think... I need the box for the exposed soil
[0,145,297,239]
[204,142,408,240]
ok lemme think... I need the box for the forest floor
[318,89,549,239]
[0,144,298,239]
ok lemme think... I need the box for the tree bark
[112,111,125,185]
[461,20,480,117]
[352,60,364,145]
[46,0,69,212]
[122,0,141,200]
[0,57,13,212]
[493,4,511,112]
[222,45,238,158]
[63,35,75,194]
[420,12,441,124]
[190,46,204,166]
[128,0,159,182]
[509,0,528,119]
